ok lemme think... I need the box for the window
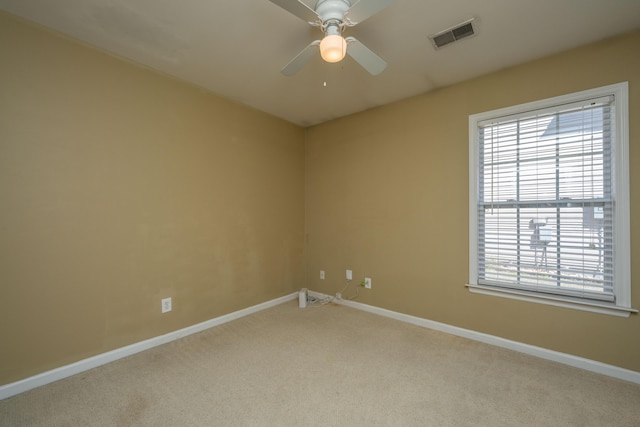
[468,83,634,317]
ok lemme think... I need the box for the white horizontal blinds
[477,96,615,301]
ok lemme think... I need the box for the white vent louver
[430,18,476,49]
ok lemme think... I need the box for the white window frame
[467,82,635,317]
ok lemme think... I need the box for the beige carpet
[1,301,639,426]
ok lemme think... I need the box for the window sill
[465,283,638,318]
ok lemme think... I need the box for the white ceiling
[2,0,639,126]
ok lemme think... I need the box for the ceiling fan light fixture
[320,34,346,63]
[270,0,393,75]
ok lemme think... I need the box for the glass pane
[478,104,613,301]
[479,206,611,298]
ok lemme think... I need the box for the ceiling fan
[269,0,395,76]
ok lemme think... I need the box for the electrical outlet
[320,270,325,280]
[161,297,172,313]
[346,269,352,280]
[336,292,342,300]
[364,277,372,289]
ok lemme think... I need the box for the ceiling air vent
[429,18,476,49]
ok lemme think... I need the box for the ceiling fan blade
[281,40,321,76]
[345,37,387,75]
[345,0,395,25]
[268,0,319,24]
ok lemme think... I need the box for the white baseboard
[0,292,298,400]
[4,290,637,400]
[324,292,640,385]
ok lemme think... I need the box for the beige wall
[0,13,305,385]
[306,30,640,372]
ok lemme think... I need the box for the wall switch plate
[161,297,172,313]
[320,270,325,280]
[346,269,352,280]
[364,277,372,289]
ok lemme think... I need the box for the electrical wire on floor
[306,278,359,308]
[337,278,359,301]
[306,294,333,307]
[307,280,358,307]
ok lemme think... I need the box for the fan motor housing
[315,0,350,23]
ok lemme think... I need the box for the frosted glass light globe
[320,35,346,63]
